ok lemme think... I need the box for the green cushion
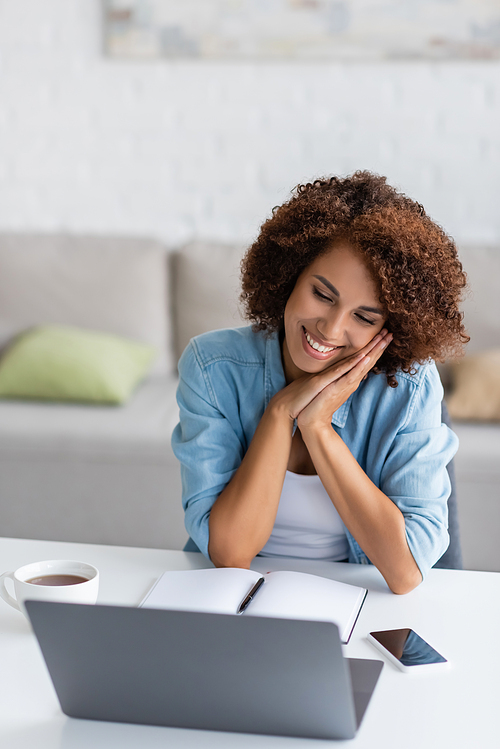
[0,326,157,405]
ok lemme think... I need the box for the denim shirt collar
[264,331,354,428]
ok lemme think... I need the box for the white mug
[0,559,99,617]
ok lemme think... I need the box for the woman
[172,171,468,594]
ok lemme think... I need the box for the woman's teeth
[305,330,336,353]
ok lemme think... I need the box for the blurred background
[0,1,498,571]
[1,0,499,242]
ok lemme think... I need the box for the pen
[237,577,265,614]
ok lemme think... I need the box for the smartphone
[367,628,449,673]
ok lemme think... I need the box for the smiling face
[282,241,387,382]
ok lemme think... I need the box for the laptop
[26,600,383,741]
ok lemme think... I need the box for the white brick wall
[1,0,500,245]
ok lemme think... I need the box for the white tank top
[259,471,349,562]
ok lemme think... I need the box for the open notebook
[140,567,367,643]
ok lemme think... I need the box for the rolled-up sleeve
[171,343,245,558]
[379,367,458,578]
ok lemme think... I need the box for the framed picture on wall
[103,0,500,61]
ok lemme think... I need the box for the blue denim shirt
[172,326,458,579]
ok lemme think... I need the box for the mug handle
[0,571,21,611]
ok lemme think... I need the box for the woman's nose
[319,309,347,344]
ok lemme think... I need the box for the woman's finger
[358,328,389,356]
[288,332,393,417]
[327,328,389,369]
[344,333,393,381]
[318,329,390,379]
[305,331,392,396]
[315,350,367,386]
[296,333,394,422]
[365,332,393,363]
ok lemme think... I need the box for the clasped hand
[271,330,393,432]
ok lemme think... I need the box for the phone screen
[370,629,447,667]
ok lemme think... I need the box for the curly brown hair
[240,171,469,387]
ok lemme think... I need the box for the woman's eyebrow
[313,275,340,297]
[312,275,384,316]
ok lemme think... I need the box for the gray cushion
[457,245,500,354]
[0,234,173,374]
[437,244,500,389]
[171,241,247,360]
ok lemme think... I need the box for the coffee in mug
[0,560,99,617]
[26,574,90,586]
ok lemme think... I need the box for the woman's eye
[356,314,376,325]
[312,287,377,325]
[312,288,331,302]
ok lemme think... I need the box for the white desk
[1,536,499,749]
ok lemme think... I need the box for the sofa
[440,246,500,573]
[0,234,498,571]
[0,235,247,552]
